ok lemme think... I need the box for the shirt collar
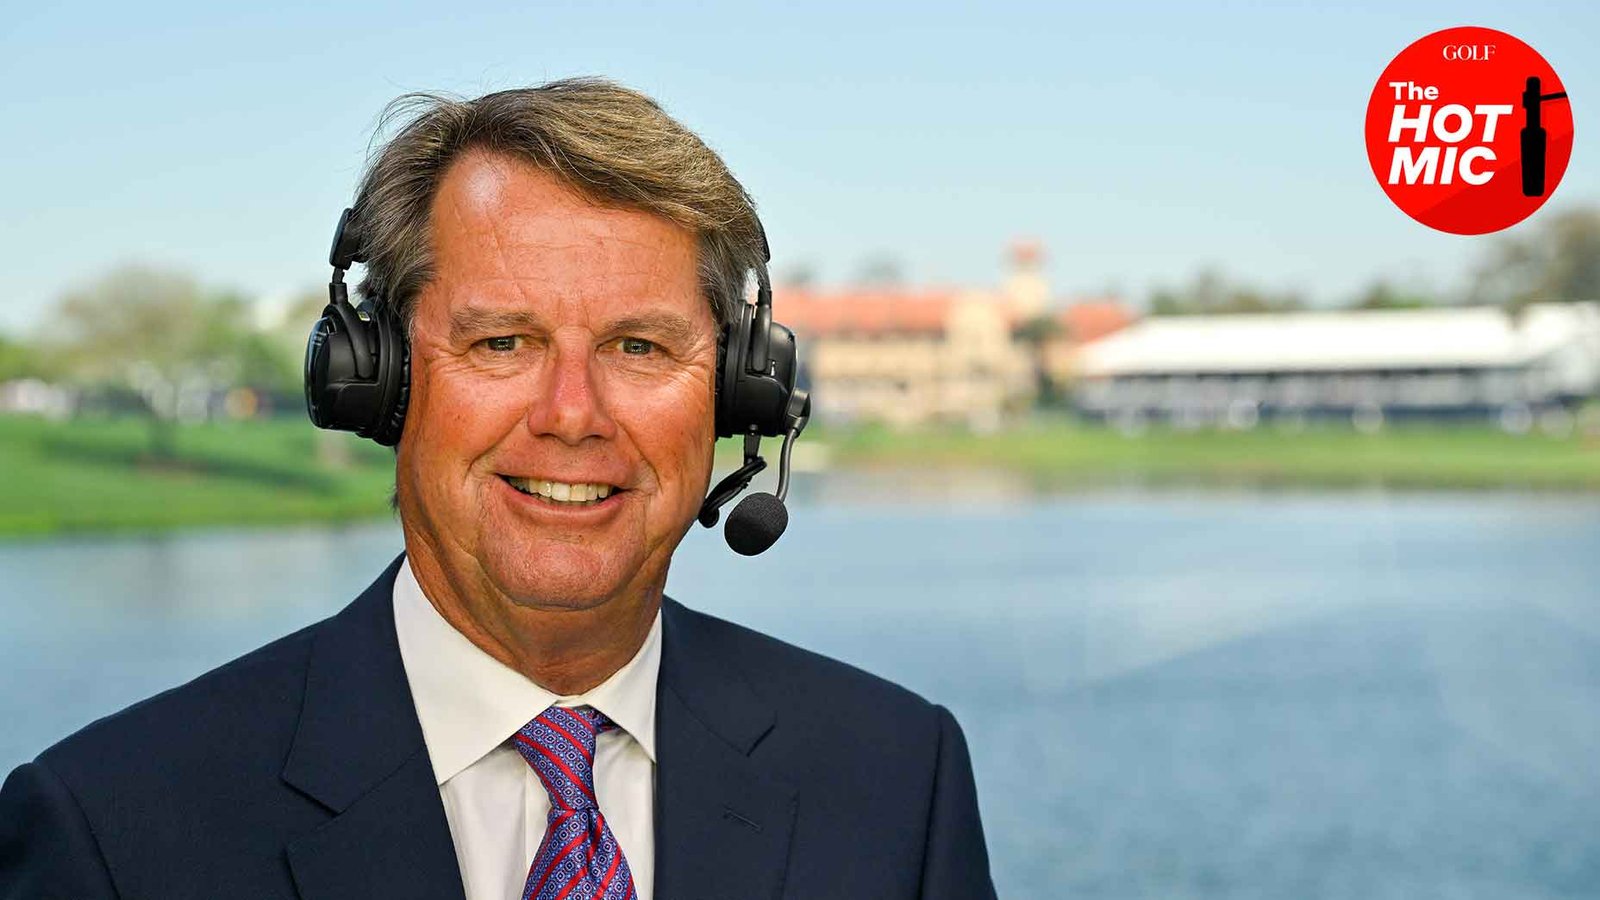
[392,556,661,786]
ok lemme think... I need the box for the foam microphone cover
[724,492,788,556]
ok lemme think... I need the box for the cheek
[408,366,527,468]
[613,377,716,481]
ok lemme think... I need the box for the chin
[480,538,637,612]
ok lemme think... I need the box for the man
[0,78,995,899]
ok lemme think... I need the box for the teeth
[505,477,619,506]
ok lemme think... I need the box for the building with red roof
[771,242,1135,428]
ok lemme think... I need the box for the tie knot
[512,705,615,811]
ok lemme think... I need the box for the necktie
[513,705,639,900]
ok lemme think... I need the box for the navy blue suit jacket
[0,555,996,899]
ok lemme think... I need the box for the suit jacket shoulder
[39,617,319,797]
[657,598,996,900]
[667,598,941,724]
[0,555,454,900]
[12,613,331,898]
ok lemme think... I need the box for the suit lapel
[281,554,466,900]
[654,598,797,900]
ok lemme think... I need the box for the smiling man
[0,79,996,900]
[401,144,715,700]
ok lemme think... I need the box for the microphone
[724,493,788,556]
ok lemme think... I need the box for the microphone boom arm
[774,389,810,503]
[697,432,767,528]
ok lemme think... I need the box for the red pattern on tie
[514,705,639,900]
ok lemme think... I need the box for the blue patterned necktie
[513,705,639,900]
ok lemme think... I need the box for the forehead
[421,148,704,327]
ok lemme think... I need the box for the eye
[618,337,656,356]
[482,335,518,352]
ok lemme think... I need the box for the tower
[1003,238,1050,318]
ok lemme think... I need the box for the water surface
[3,485,1598,898]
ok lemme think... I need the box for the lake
[3,481,1599,898]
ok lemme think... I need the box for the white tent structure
[1072,303,1600,430]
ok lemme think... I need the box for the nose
[523,330,618,445]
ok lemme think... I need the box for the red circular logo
[1365,26,1573,235]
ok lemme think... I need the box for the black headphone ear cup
[367,302,409,447]
[303,313,337,429]
[713,320,728,436]
[304,302,371,432]
[302,296,408,446]
[379,310,411,447]
[714,299,801,439]
[715,304,754,438]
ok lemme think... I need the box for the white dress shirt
[392,558,658,900]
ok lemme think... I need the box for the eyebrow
[603,312,703,348]
[448,308,547,344]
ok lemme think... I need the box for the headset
[304,206,811,555]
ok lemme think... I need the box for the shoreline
[2,415,1597,537]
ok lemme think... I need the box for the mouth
[497,474,628,508]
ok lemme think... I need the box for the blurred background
[4,1,1599,896]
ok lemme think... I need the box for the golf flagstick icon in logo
[1365,26,1574,235]
[1521,76,1570,197]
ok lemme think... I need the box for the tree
[855,255,905,286]
[1350,279,1434,310]
[0,332,60,382]
[1469,206,1600,311]
[50,265,257,458]
[1148,267,1306,316]
[776,263,819,289]
[250,288,332,398]
[1011,313,1063,408]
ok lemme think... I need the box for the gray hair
[351,77,765,334]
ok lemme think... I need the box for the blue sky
[2,0,1596,333]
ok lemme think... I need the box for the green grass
[3,413,1598,537]
[814,419,1600,490]
[0,415,398,536]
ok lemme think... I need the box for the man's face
[396,148,718,614]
